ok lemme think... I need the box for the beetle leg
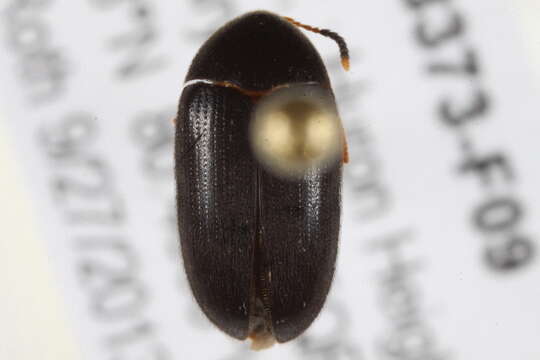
[341,123,349,164]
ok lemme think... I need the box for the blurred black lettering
[38,113,124,224]
[416,12,463,48]
[77,239,147,319]
[402,0,535,272]
[474,197,522,233]
[485,237,535,271]
[405,0,446,9]
[429,49,478,75]
[460,151,514,185]
[439,89,489,127]
[130,109,175,178]
[38,111,172,359]
[89,0,166,79]
[2,0,69,104]
[372,230,449,360]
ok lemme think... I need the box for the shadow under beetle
[174,10,350,349]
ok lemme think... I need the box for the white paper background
[1,1,539,359]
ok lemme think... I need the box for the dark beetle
[175,10,349,349]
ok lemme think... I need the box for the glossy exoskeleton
[175,10,349,349]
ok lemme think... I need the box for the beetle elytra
[175,10,349,349]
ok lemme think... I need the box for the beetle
[174,10,349,349]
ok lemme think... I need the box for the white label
[0,0,539,359]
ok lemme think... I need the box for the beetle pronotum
[175,10,349,349]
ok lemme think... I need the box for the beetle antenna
[283,16,350,71]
